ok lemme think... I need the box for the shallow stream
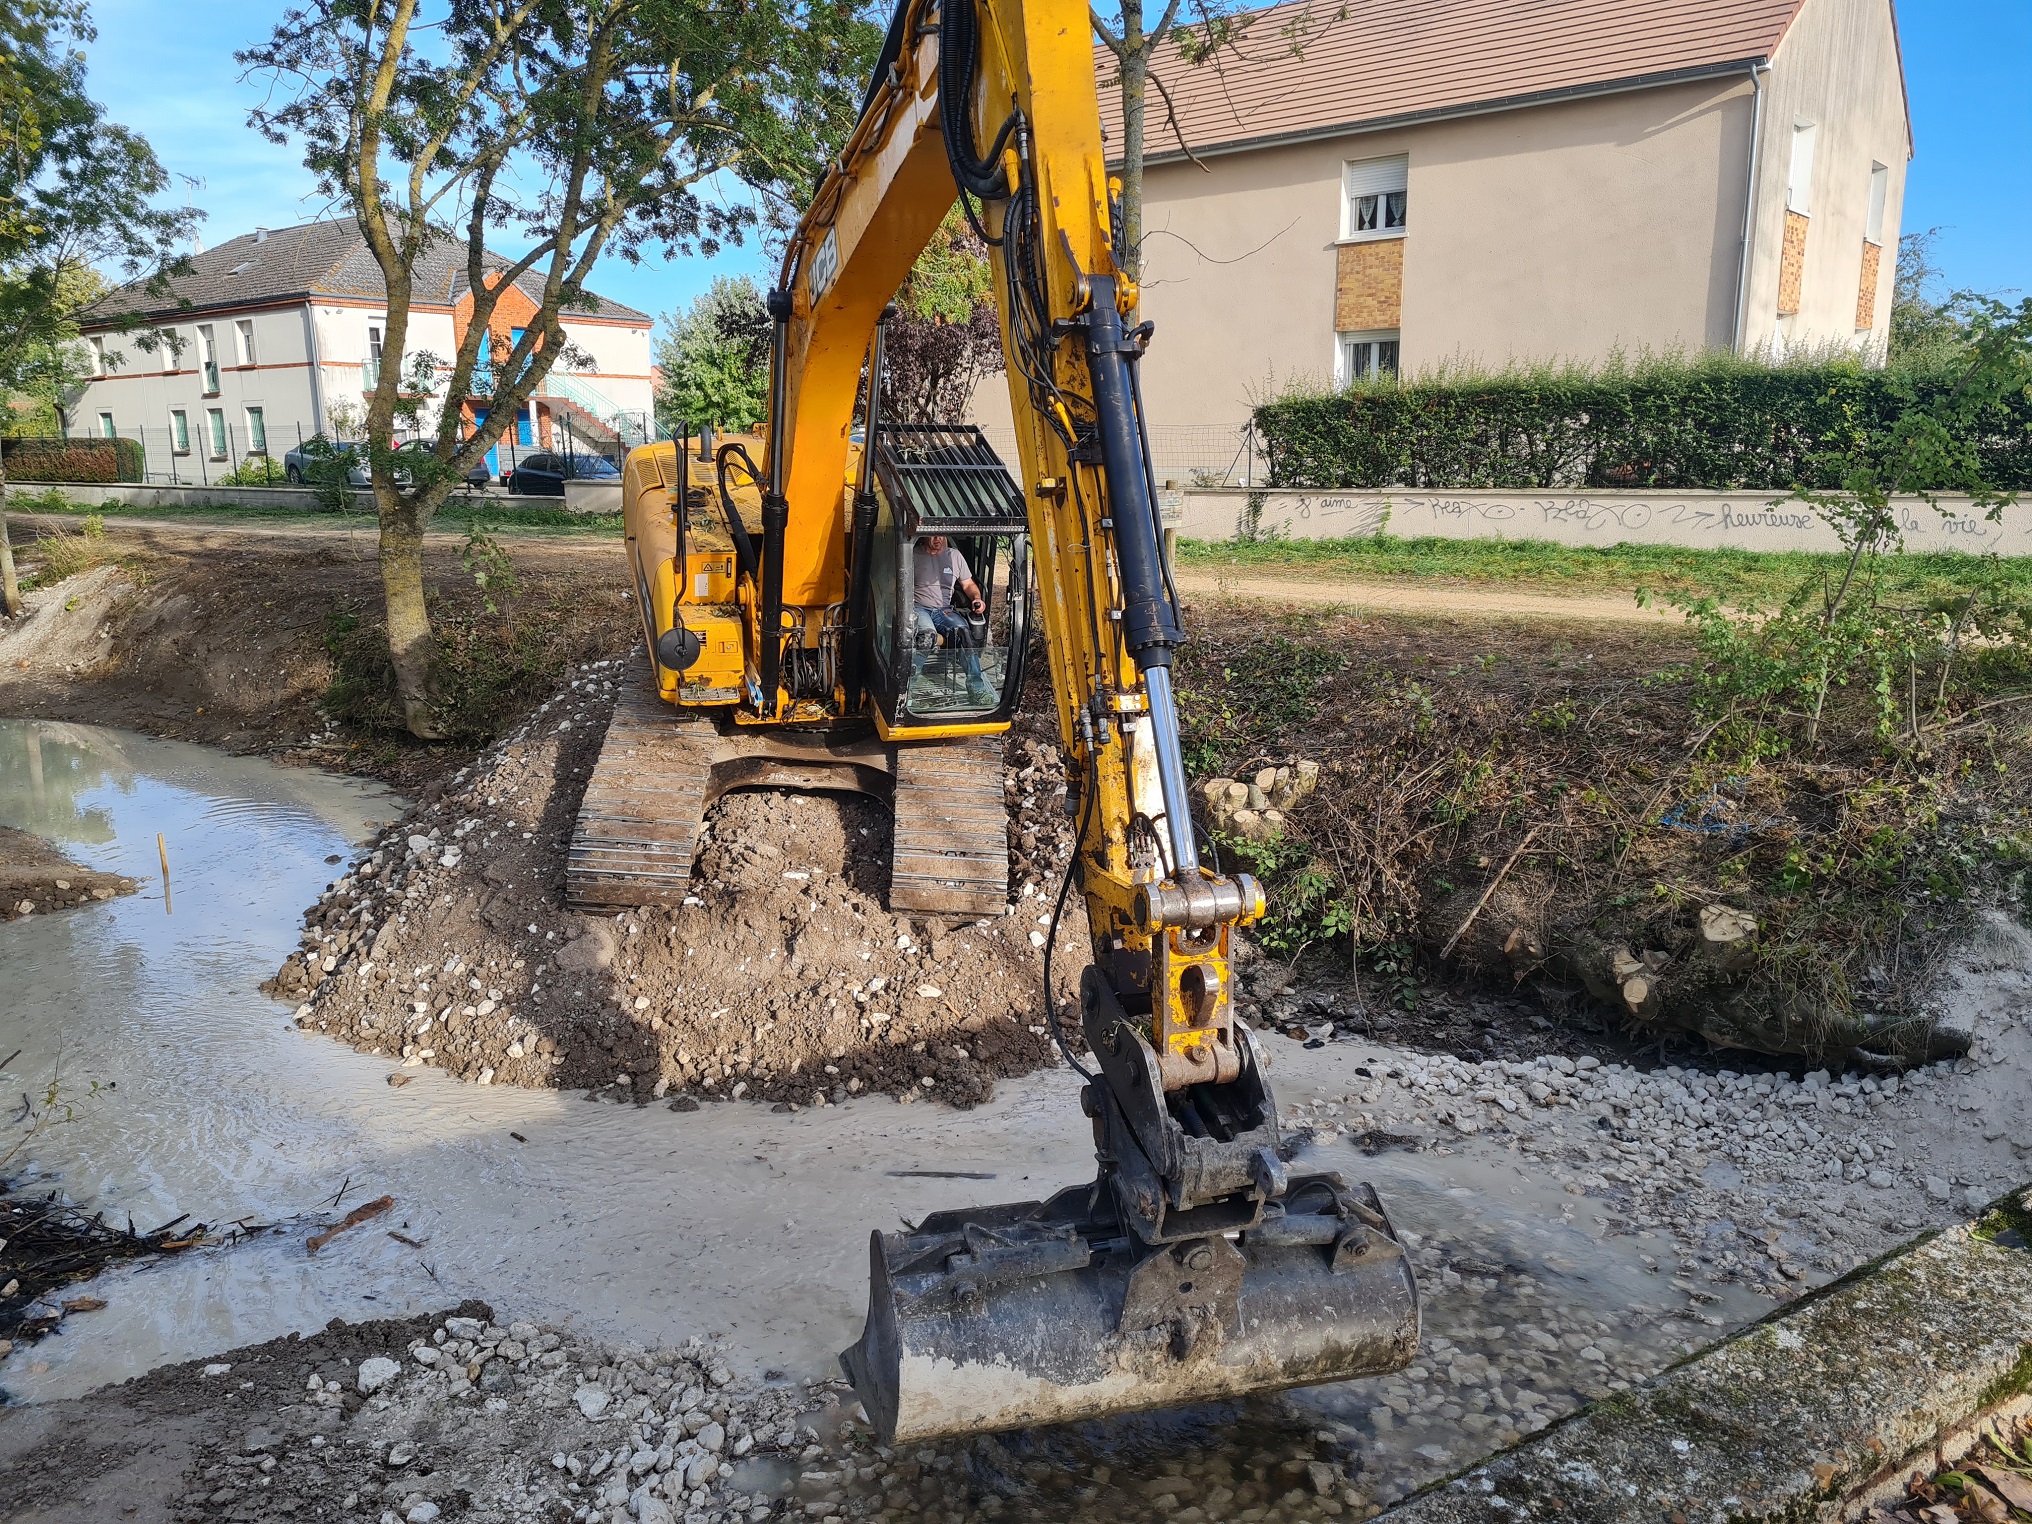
[0,718,1770,1511]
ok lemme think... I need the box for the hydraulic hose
[759,288,793,716]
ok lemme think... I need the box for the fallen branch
[1440,827,1541,961]
[305,1194,393,1256]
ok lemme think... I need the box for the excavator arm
[730,0,1420,1441]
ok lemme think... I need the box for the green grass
[8,487,622,536]
[1176,532,2032,607]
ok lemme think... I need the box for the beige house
[1102,0,1913,435]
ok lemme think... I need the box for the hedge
[2,435,146,483]
[1253,359,2032,492]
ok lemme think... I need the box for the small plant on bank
[21,513,108,589]
[215,455,291,486]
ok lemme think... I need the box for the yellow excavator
[570,0,1419,1444]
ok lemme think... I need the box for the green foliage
[1254,350,2032,492]
[216,455,290,486]
[1663,295,2032,754]
[655,276,771,434]
[878,205,1004,425]
[21,511,106,588]
[322,601,563,742]
[459,518,520,615]
[1,435,140,481]
[1176,531,2032,609]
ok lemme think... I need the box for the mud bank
[0,823,134,921]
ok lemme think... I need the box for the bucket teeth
[840,1174,1419,1443]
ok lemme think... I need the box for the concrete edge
[1373,1184,2032,1524]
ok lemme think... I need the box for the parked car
[394,439,492,488]
[282,438,490,489]
[283,438,365,487]
[505,451,621,496]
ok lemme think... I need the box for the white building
[74,219,655,480]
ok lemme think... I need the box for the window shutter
[1344,155,1408,200]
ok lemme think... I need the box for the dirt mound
[270,657,1086,1109]
[0,825,136,921]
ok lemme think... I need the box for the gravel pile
[128,1306,848,1524]
[267,659,1084,1109]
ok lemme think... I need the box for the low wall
[1177,487,2028,557]
[10,480,374,512]
[1380,1186,2032,1524]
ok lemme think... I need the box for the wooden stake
[156,832,171,915]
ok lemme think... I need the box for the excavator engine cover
[841,1174,1419,1442]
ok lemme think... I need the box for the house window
[198,324,220,395]
[1343,155,1409,242]
[97,411,116,438]
[236,318,257,367]
[170,410,190,454]
[364,323,384,390]
[1865,162,1889,244]
[1339,330,1400,385]
[1787,123,1817,215]
[245,406,267,454]
[89,336,107,375]
[159,328,178,372]
[206,407,227,459]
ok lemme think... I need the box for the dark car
[505,451,621,496]
[394,439,492,488]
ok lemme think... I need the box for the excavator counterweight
[590,0,1421,1442]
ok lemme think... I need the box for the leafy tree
[1092,0,1343,283]
[655,275,771,433]
[880,205,1003,424]
[1890,227,1983,368]
[241,0,879,737]
[0,0,195,616]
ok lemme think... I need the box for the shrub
[1253,352,2032,492]
[216,455,291,486]
[1,436,144,483]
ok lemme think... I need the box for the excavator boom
[609,0,1421,1440]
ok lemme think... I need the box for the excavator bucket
[841,1174,1419,1443]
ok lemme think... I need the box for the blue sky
[80,0,2030,326]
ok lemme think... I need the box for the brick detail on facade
[1777,210,1809,317]
[1336,239,1404,332]
[1855,239,1882,331]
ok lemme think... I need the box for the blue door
[517,405,533,446]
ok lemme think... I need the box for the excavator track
[889,734,1010,917]
[566,678,715,908]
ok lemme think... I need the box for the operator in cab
[912,534,993,704]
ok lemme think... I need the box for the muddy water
[0,719,1770,1513]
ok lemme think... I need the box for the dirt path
[8,513,1684,624]
[1172,566,1679,624]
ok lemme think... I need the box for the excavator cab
[864,423,1032,735]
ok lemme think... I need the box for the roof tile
[1100,0,1805,159]
[86,218,651,326]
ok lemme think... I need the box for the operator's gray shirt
[912,544,971,610]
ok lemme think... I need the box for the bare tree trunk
[377,498,438,737]
[0,453,22,618]
[1119,49,1147,282]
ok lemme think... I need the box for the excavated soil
[267,658,1087,1109]
[0,824,135,922]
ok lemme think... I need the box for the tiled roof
[1100,0,1810,161]
[84,219,651,327]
